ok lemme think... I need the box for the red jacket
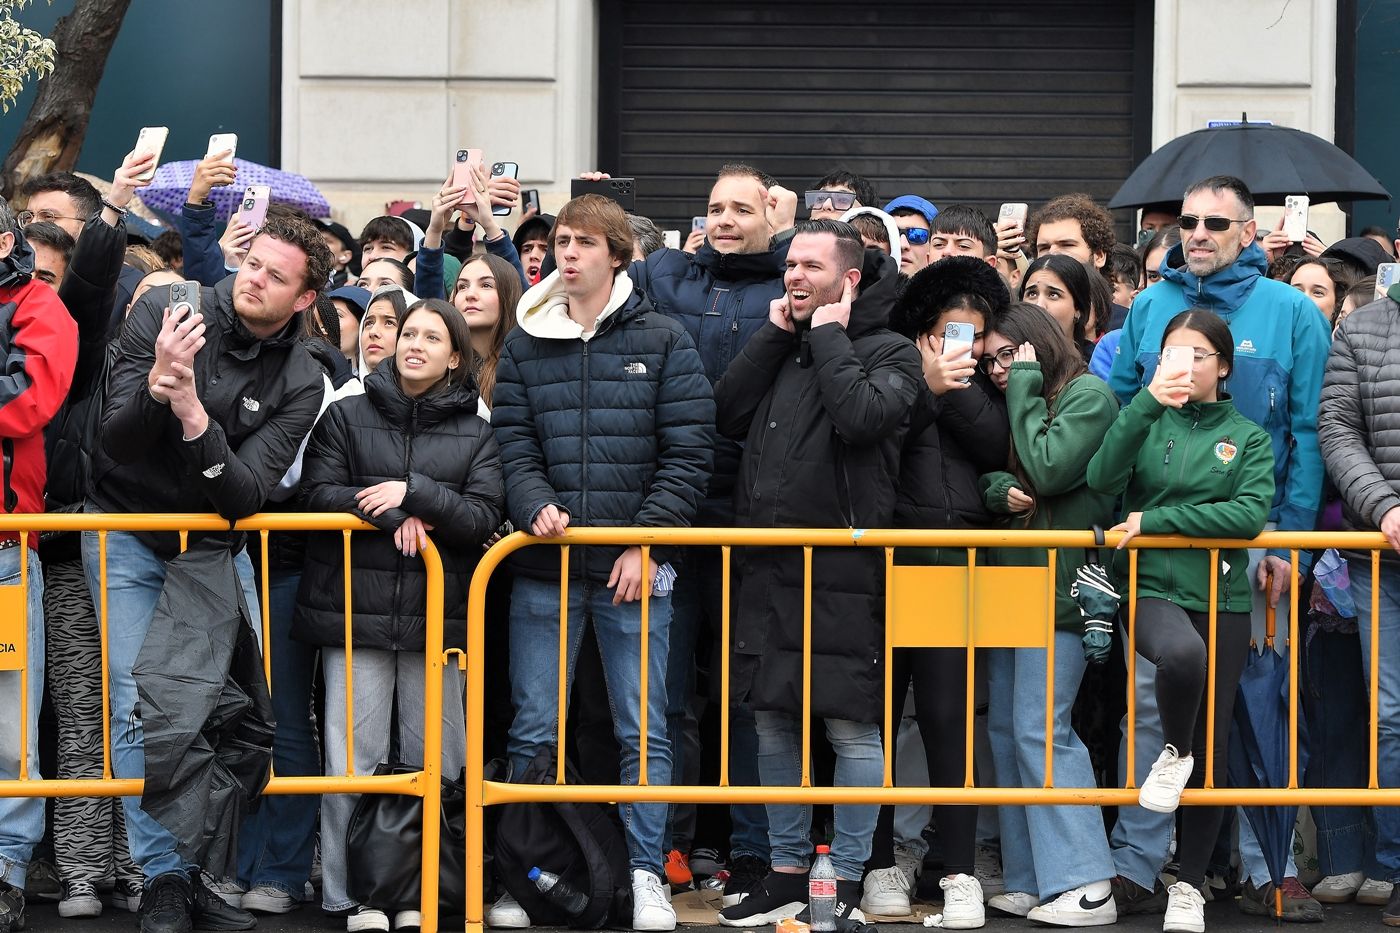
[0,236,78,547]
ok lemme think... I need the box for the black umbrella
[1226,580,1309,920]
[132,545,275,878]
[1109,120,1390,208]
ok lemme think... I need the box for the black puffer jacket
[90,276,326,558]
[1320,290,1400,564]
[715,250,922,723]
[629,240,788,521]
[492,271,715,582]
[292,362,503,651]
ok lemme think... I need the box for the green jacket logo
[1214,440,1237,465]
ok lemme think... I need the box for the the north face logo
[242,397,261,412]
[624,362,647,374]
[203,463,225,479]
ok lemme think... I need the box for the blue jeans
[237,570,319,894]
[0,548,45,888]
[1349,559,1400,882]
[81,531,260,881]
[987,634,1113,900]
[506,575,672,876]
[753,711,882,881]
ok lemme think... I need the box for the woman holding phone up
[1087,310,1273,933]
[977,301,1119,927]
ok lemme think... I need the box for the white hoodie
[840,205,903,268]
[515,268,636,341]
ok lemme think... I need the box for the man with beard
[1108,175,1330,921]
[714,220,921,930]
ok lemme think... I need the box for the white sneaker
[58,881,103,918]
[1310,871,1364,903]
[393,909,421,929]
[347,906,390,933]
[987,891,1037,917]
[1163,881,1205,933]
[860,865,912,916]
[242,883,300,914]
[486,891,531,928]
[201,874,246,908]
[632,869,677,932]
[1357,877,1394,905]
[1139,745,1194,813]
[935,874,985,929]
[975,844,1004,898]
[1025,883,1118,927]
[894,842,924,889]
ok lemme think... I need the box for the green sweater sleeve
[1140,426,1275,538]
[1086,388,1165,496]
[1006,364,1118,498]
[980,471,1018,514]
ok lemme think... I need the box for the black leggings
[1133,597,1250,886]
[867,647,976,876]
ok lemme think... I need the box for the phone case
[570,178,636,212]
[663,230,681,250]
[998,203,1028,225]
[490,162,519,216]
[522,190,541,215]
[1284,196,1309,242]
[168,280,201,318]
[238,185,271,230]
[1376,263,1399,302]
[1159,346,1193,382]
[207,133,238,160]
[943,322,975,384]
[692,216,707,232]
[134,126,169,182]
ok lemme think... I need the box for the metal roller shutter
[598,1,1151,235]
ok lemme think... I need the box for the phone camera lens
[492,163,503,173]
[242,200,254,210]
[456,152,467,162]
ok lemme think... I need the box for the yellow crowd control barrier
[463,528,1398,933]
[0,514,447,933]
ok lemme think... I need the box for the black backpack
[491,748,631,929]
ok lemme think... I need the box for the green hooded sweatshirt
[1086,386,1274,613]
[979,363,1117,631]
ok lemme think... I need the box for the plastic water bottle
[809,845,837,932]
[528,866,588,918]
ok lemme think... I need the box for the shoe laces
[634,872,667,908]
[870,867,909,893]
[1168,883,1204,907]
[940,875,978,906]
[147,877,190,915]
[1279,877,1313,900]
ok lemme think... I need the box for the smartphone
[691,216,707,233]
[133,126,169,182]
[1159,345,1193,383]
[451,148,485,205]
[570,177,636,212]
[521,188,541,216]
[168,280,201,320]
[1377,263,1400,302]
[236,184,271,231]
[206,132,238,161]
[943,322,975,385]
[662,229,681,250]
[998,202,1029,227]
[1283,195,1310,243]
[490,161,519,216]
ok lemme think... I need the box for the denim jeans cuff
[772,858,810,871]
[0,856,26,889]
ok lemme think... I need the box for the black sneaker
[1111,875,1168,915]
[190,872,256,931]
[717,870,807,927]
[1239,877,1323,922]
[721,855,769,908]
[0,881,25,933]
[1384,884,1400,927]
[796,879,866,927]
[141,873,194,933]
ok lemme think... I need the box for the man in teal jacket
[1106,175,1331,919]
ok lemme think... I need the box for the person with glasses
[1108,175,1331,921]
[1088,309,1273,933]
[976,301,1119,927]
[884,195,940,275]
[806,170,877,221]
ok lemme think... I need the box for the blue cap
[327,285,372,321]
[528,867,542,881]
[883,195,939,226]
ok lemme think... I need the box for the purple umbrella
[136,157,331,222]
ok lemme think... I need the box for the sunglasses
[1178,214,1250,232]
[899,227,931,246]
[805,190,858,211]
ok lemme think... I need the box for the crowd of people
[0,139,1398,933]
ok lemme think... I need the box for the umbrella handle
[1264,568,1277,647]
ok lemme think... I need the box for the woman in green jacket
[1086,309,1274,933]
[978,302,1120,926]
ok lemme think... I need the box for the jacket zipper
[1167,414,1201,602]
[580,342,591,526]
[2,438,15,512]
[389,400,417,648]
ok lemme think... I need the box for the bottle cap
[815,845,830,854]
[528,867,541,881]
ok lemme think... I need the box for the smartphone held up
[133,126,169,182]
[237,185,271,232]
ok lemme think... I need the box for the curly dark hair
[890,254,1010,338]
[254,213,333,293]
[1026,193,1116,270]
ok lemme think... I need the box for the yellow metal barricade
[0,514,447,933]
[463,527,1398,933]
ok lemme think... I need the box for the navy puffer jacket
[629,241,787,521]
[493,270,715,582]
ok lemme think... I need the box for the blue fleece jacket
[1108,241,1330,565]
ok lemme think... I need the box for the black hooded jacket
[714,249,922,722]
[293,362,503,651]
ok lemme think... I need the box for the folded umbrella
[137,157,332,222]
[1109,120,1390,208]
[1072,527,1119,664]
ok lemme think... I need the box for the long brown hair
[398,298,477,393]
[453,253,519,406]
